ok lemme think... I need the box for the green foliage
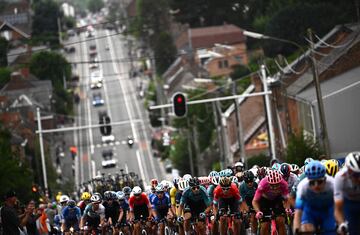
[230,65,251,80]
[285,130,323,166]
[247,154,270,168]
[0,127,34,203]
[88,0,104,13]
[212,162,221,172]
[0,37,8,67]
[170,134,191,174]
[63,16,76,29]
[32,0,60,45]
[0,67,11,89]
[153,32,177,75]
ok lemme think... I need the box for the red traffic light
[32,185,38,193]
[172,92,187,117]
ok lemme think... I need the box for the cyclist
[58,195,70,230]
[257,167,267,182]
[213,176,242,235]
[116,191,131,235]
[103,191,120,234]
[280,163,298,193]
[78,192,91,214]
[80,193,106,234]
[178,177,211,235]
[240,170,258,235]
[151,184,174,235]
[334,152,360,235]
[61,199,81,234]
[293,160,336,235]
[128,186,152,234]
[169,177,180,218]
[208,175,220,235]
[123,186,132,200]
[252,169,290,235]
[234,161,245,174]
[324,159,339,177]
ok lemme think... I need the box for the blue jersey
[151,194,171,211]
[119,200,129,211]
[62,206,81,221]
[295,175,334,210]
[180,185,210,207]
[149,193,156,203]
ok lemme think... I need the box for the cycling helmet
[178,179,189,191]
[172,177,181,186]
[67,200,76,208]
[116,191,125,201]
[271,163,281,171]
[258,167,267,179]
[234,161,244,172]
[345,152,360,173]
[198,176,211,185]
[235,171,244,182]
[104,191,113,200]
[219,176,232,187]
[183,174,192,181]
[321,159,327,164]
[59,195,70,203]
[243,171,255,182]
[231,176,238,184]
[132,186,142,196]
[150,179,158,187]
[211,175,221,185]
[188,177,200,187]
[208,171,219,177]
[304,157,314,165]
[323,160,339,177]
[219,170,227,177]
[123,186,132,195]
[305,160,326,180]
[81,192,91,201]
[266,170,282,184]
[155,184,165,193]
[291,164,299,173]
[90,194,102,203]
[280,163,291,177]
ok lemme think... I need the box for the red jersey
[128,193,151,211]
[213,183,241,203]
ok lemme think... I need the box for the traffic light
[32,185,38,193]
[172,92,187,117]
[99,115,112,135]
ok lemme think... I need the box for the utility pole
[213,102,224,170]
[36,108,48,191]
[308,29,331,156]
[186,118,195,175]
[232,82,246,167]
[261,65,276,160]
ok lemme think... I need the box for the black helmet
[243,171,255,182]
[67,200,76,208]
[123,186,131,195]
[188,177,200,187]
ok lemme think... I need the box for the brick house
[0,20,30,42]
[271,23,360,158]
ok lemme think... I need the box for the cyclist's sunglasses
[134,193,141,197]
[309,178,326,186]
[221,187,230,191]
[269,184,280,189]
[191,186,200,190]
[156,191,164,194]
[245,180,254,184]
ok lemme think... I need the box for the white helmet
[178,179,189,191]
[211,175,221,185]
[90,194,101,203]
[234,161,244,168]
[132,186,142,195]
[183,174,192,181]
[59,195,70,203]
[345,152,360,173]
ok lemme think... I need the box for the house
[0,0,32,38]
[271,23,360,158]
[0,20,30,42]
[221,74,268,165]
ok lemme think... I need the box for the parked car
[102,158,117,168]
[90,71,103,89]
[92,93,104,106]
[89,57,99,69]
[102,134,115,143]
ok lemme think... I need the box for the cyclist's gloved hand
[337,222,348,234]
[255,211,263,219]
[199,212,206,220]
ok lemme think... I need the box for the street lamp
[243,30,331,157]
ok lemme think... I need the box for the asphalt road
[68,28,167,187]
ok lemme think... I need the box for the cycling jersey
[239,181,258,207]
[207,184,216,202]
[169,187,177,206]
[254,178,289,201]
[284,172,298,192]
[180,185,210,207]
[334,167,360,235]
[62,206,81,222]
[151,194,171,219]
[83,204,105,219]
[295,175,336,233]
[213,183,241,203]
[102,200,120,223]
[77,201,88,215]
[128,193,151,211]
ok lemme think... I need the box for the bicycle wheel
[164,226,171,235]
[141,229,147,235]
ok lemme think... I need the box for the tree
[0,37,8,67]
[0,126,34,202]
[153,32,177,75]
[0,67,11,89]
[88,0,104,13]
[32,0,60,44]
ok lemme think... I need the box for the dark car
[102,149,113,159]
[92,93,104,106]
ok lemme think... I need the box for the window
[218,60,229,69]
[224,60,229,68]
[218,61,223,69]
[298,101,314,137]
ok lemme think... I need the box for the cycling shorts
[218,197,239,214]
[85,215,100,228]
[301,204,336,235]
[259,196,285,219]
[65,219,79,231]
[156,208,168,220]
[185,199,206,217]
[133,204,149,220]
[343,198,360,235]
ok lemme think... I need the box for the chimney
[20,67,30,78]
[10,71,22,81]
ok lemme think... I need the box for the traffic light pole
[36,108,48,191]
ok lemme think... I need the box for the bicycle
[218,209,243,235]
[132,217,152,235]
[257,208,287,235]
